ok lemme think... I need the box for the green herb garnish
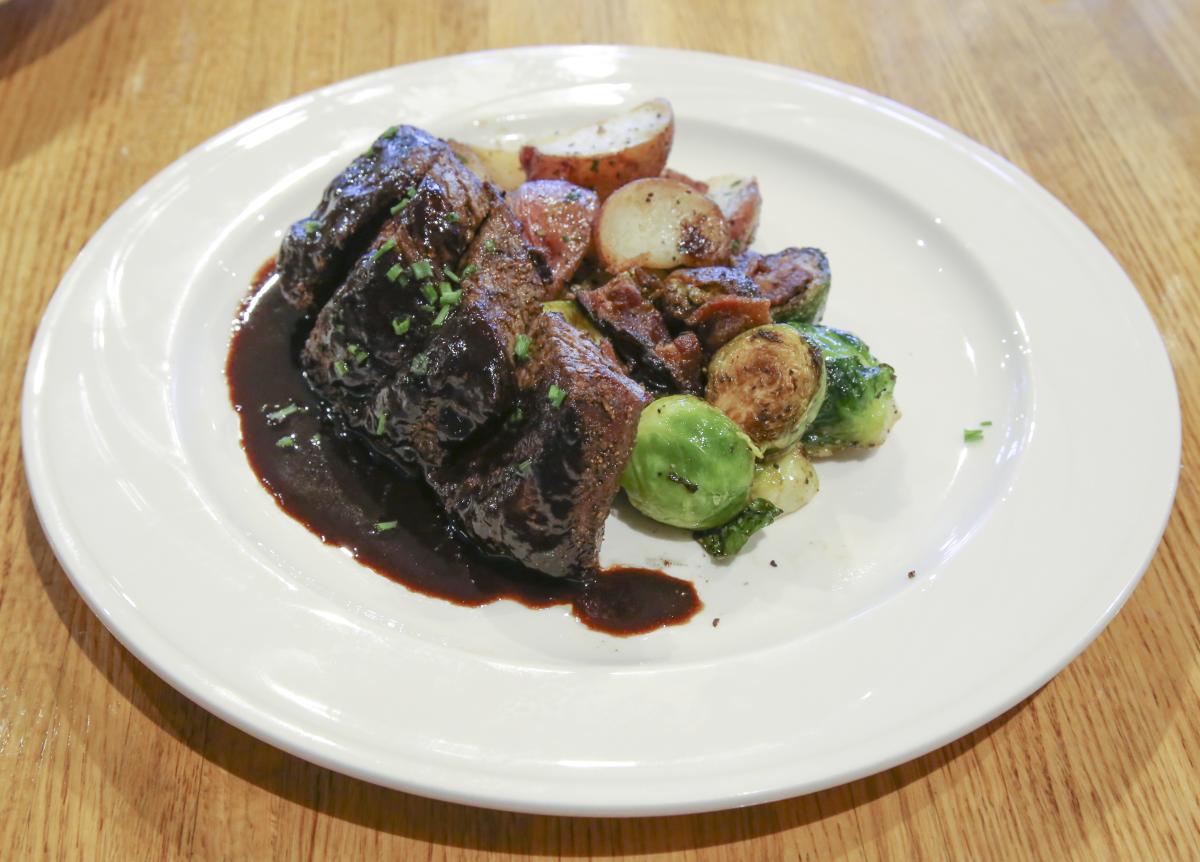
[964,428,984,442]
[514,333,531,361]
[392,316,411,335]
[346,343,369,365]
[980,420,993,426]
[275,434,296,449]
[373,520,398,532]
[334,360,349,378]
[446,212,460,223]
[431,305,451,327]
[375,411,388,435]
[386,263,405,282]
[265,403,299,423]
[420,282,438,304]
[547,384,566,407]
[381,125,399,140]
[301,220,320,236]
[483,239,497,254]
[460,263,477,278]
[371,238,397,262]
[411,260,434,280]
[410,353,430,375]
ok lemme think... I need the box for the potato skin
[519,99,675,199]
[705,175,762,249]
[706,324,826,452]
[594,178,732,272]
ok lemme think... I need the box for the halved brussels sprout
[621,395,755,530]
[751,445,820,514]
[788,323,899,455]
[706,324,827,452]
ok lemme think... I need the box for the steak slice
[278,125,446,312]
[576,270,704,394]
[430,313,649,577]
[302,156,538,469]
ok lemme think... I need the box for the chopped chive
[731,238,741,253]
[392,316,411,335]
[514,333,531,361]
[301,219,320,236]
[410,353,429,375]
[373,520,398,532]
[390,199,409,216]
[483,239,497,254]
[334,360,349,377]
[375,411,388,435]
[517,458,532,474]
[439,288,462,307]
[386,263,405,282]
[446,212,460,223]
[431,305,451,327]
[275,434,296,449]
[346,343,369,365]
[443,267,460,284]
[265,403,299,423]
[309,433,322,445]
[420,282,438,304]
[964,428,984,442]
[589,158,599,172]
[461,263,477,278]
[507,406,524,424]
[565,190,581,202]
[547,384,566,407]
[406,186,417,198]
[381,125,399,140]
[411,260,433,279]
[980,420,993,426]
[371,238,397,262]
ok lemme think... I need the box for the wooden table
[3,0,1197,858]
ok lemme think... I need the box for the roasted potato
[594,177,732,272]
[705,175,761,249]
[506,180,599,298]
[706,323,826,452]
[447,139,526,191]
[519,99,674,199]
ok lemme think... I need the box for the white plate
[23,46,1180,816]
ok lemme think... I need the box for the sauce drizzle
[225,260,702,636]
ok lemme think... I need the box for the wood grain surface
[2,0,1198,858]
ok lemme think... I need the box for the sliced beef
[302,157,538,469]
[576,271,704,394]
[505,180,599,299]
[430,313,649,577]
[735,247,830,323]
[278,126,447,312]
[652,266,771,350]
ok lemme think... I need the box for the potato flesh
[706,324,825,452]
[595,177,731,272]
[520,99,675,199]
[447,139,526,191]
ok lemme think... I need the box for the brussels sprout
[751,445,820,514]
[621,395,755,529]
[788,323,899,455]
[706,324,827,452]
[542,299,606,346]
[695,498,782,558]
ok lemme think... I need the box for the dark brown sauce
[225,259,701,636]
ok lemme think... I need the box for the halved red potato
[447,139,526,191]
[506,180,600,298]
[662,168,709,193]
[594,177,732,272]
[705,174,761,249]
[519,99,675,199]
